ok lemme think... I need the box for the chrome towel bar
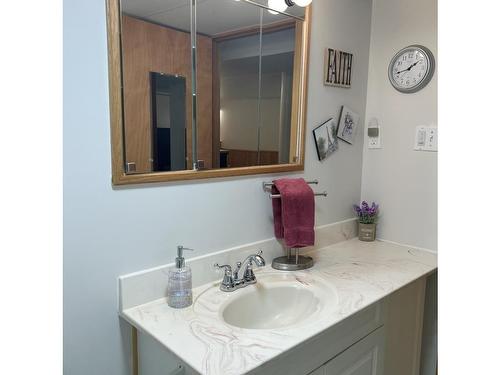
[269,191,327,199]
[263,179,327,199]
[262,179,319,189]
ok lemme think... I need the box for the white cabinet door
[322,327,385,375]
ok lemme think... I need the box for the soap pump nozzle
[176,245,194,268]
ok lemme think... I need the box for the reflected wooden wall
[226,149,279,168]
[121,16,212,173]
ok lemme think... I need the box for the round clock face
[388,45,435,93]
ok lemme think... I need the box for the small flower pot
[358,223,376,242]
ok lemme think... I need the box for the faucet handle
[214,263,235,292]
[214,263,232,275]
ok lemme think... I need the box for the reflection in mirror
[205,0,262,168]
[253,0,306,19]
[120,0,196,173]
[202,0,304,168]
[150,73,186,171]
[118,0,306,175]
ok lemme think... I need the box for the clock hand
[407,60,422,70]
[395,67,411,74]
[395,60,422,75]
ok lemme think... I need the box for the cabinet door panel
[323,327,385,375]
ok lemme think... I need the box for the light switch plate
[414,126,438,152]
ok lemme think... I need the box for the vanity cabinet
[137,300,386,375]
[308,327,385,375]
[135,275,429,375]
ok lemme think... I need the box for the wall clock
[388,45,435,93]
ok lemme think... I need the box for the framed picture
[324,48,353,88]
[337,106,360,144]
[313,118,339,161]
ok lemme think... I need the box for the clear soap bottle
[167,245,194,309]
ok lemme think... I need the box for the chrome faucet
[214,251,265,292]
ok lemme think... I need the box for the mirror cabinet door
[206,0,264,169]
[259,10,304,166]
[197,0,306,169]
[121,0,195,174]
[108,0,309,184]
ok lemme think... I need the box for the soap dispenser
[167,245,194,308]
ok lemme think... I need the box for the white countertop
[120,239,437,375]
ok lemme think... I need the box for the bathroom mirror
[106,0,311,184]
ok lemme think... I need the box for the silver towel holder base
[271,248,314,271]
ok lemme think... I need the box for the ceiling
[121,0,305,36]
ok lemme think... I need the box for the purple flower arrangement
[353,201,379,224]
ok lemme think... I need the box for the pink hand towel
[272,178,315,248]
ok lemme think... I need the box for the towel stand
[264,179,325,271]
[272,248,314,271]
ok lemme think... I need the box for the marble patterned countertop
[120,239,437,375]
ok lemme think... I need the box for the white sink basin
[222,285,319,329]
[214,273,338,330]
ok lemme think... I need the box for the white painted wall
[361,0,438,250]
[63,0,373,374]
[220,72,282,151]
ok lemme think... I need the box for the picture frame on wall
[324,48,353,88]
[337,106,360,144]
[313,118,339,161]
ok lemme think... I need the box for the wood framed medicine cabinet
[106,0,311,185]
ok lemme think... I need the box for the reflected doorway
[150,73,187,172]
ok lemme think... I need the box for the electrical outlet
[368,134,381,148]
[367,118,381,149]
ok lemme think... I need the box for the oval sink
[220,277,333,330]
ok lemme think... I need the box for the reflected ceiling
[121,0,305,35]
